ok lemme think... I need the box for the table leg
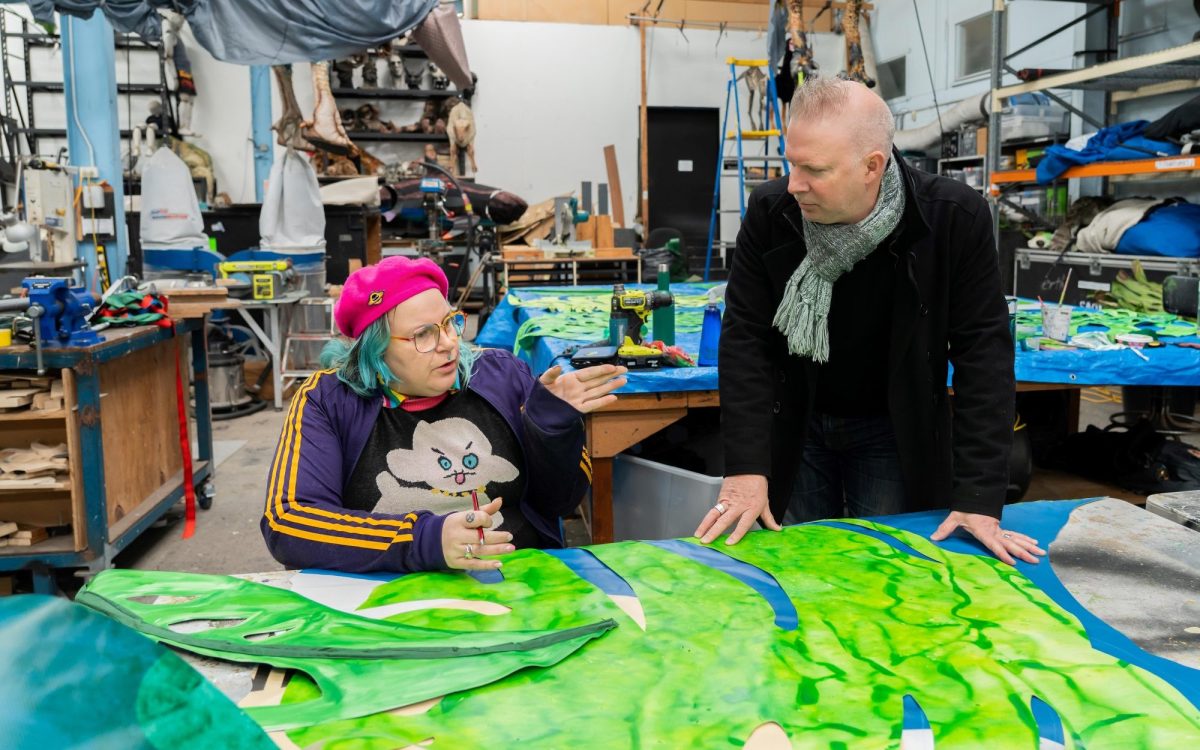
[591,457,614,544]
[1066,388,1080,433]
[269,307,283,410]
[234,306,280,409]
[191,323,213,465]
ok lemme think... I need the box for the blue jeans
[785,414,908,524]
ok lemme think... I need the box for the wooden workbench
[0,322,213,592]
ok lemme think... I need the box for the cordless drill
[609,283,672,352]
[571,284,675,370]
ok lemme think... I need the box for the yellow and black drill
[609,284,672,365]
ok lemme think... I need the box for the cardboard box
[527,0,608,24]
[502,245,546,261]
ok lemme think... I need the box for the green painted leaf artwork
[77,512,1200,749]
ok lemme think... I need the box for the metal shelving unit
[0,22,174,158]
[984,3,1200,301]
[331,87,465,100]
[986,0,1199,194]
[343,131,450,143]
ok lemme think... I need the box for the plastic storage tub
[611,453,723,541]
[1000,104,1068,142]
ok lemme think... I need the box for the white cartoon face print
[388,417,518,491]
[374,417,519,521]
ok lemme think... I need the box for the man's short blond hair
[788,78,895,157]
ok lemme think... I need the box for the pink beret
[334,256,449,338]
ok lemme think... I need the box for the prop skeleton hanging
[738,67,768,131]
[841,0,875,87]
[445,98,477,176]
[786,1,820,85]
[160,10,198,136]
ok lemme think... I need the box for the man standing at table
[694,78,1040,565]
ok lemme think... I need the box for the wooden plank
[684,0,769,23]
[607,0,686,24]
[0,494,72,526]
[591,457,615,544]
[527,0,608,24]
[0,388,41,409]
[594,214,615,249]
[636,20,646,229]
[108,461,210,544]
[597,392,690,411]
[99,337,184,530]
[588,407,688,457]
[62,368,86,551]
[605,145,627,229]
[366,213,382,268]
[476,0,527,21]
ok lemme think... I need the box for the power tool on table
[571,283,673,369]
[217,260,294,300]
[0,277,103,373]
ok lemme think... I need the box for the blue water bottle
[698,288,722,367]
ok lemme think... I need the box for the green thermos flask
[652,263,675,345]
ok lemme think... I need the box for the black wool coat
[719,154,1015,520]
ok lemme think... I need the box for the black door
[646,106,718,276]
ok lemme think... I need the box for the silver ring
[464,543,475,559]
[714,502,728,515]
[1001,532,1012,539]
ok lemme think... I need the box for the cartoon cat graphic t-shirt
[343,389,536,548]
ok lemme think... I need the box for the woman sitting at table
[261,257,626,574]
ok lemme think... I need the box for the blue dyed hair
[320,310,476,399]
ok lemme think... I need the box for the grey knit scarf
[773,157,906,362]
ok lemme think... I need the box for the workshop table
[0,321,212,592]
[179,499,1200,731]
[477,286,1200,543]
[230,289,309,410]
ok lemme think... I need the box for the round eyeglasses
[391,310,467,353]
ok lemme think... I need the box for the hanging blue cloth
[1035,120,1180,184]
[18,0,439,65]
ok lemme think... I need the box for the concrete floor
[110,384,1199,577]
[115,406,288,576]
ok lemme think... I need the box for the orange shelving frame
[991,155,1199,185]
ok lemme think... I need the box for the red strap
[174,336,197,539]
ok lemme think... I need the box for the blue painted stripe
[1031,696,1068,746]
[543,548,635,597]
[902,694,930,730]
[468,569,505,585]
[299,569,401,583]
[645,540,798,630]
[809,522,939,564]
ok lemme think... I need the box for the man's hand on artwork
[539,364,628,414]
[443,497,515,571]
[930,511,1046,565]
[694,474,781,545]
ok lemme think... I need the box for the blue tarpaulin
[19,0,438,65]
[475,286,1200,391]
[477,285,721,394]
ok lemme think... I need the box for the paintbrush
[1058,268,1073,308]
[470,489,485,543]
